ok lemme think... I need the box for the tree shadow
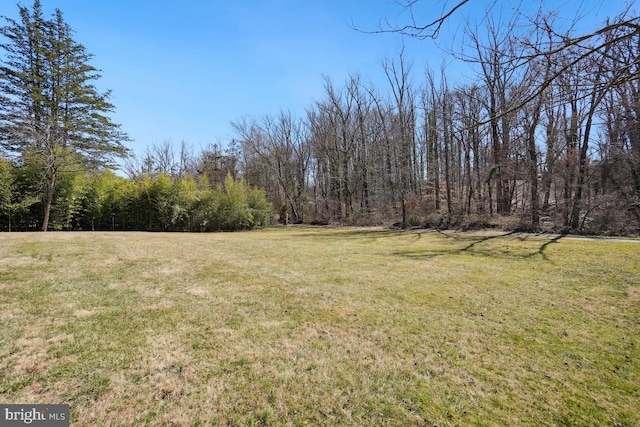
[391,230,569,261]
[284,226,402,242]
[456,230,520,252]
[275,225,569,260]
[523,232,568,260]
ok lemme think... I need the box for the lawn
[0,228,638,426]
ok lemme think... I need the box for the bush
[458,214,496,231]
[196,174,272,232]
[247,186,272,228]
[217,175,253,231]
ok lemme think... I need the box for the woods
[1,1,639,233]
[229,5,640,234]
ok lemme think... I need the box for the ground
[0,227,638,426]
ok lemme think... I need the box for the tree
[370,1,639,116]
[0,156,13,228]
[0,155,40,231]
[232,111,310,223]
[382,47,419,226]
[599,27,640,230]
[171,175,198,231]
[0,1,127,231]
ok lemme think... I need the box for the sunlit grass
[0,228,638,426]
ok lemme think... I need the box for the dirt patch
[11,333,74,376]
[73,309,99,318]
[187,287,209,297]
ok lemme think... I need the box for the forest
[1,1,639,233]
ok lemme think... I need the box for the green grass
[0,228,638,426]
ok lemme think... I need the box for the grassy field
[0,228,638,426]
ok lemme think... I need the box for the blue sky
[0,0,629,158]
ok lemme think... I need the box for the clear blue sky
[0,0,628,159]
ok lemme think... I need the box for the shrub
[247,186,272,228]
[195,174,272,232]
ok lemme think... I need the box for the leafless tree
[232,111,310,222]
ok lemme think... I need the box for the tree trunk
[443,106,453,215]
[570,92,601,230]
[569,69,606,230]
[41,170,56,232]
[527,108,542,227]
[529,147,540,227]
[542,107,557,214]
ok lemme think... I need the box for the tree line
[1,1,639,234]
[229,6,640,234]
[0,153,270,231]
[0,1,270,232]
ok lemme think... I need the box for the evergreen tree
[0,1,128,231]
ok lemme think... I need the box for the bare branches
[354,0,470,40]
[389,0,469,40]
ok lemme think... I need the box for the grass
[0,227,638,426]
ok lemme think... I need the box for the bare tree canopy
[365,0,637,42]
[361,2,639,121]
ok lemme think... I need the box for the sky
[0,0,630,160]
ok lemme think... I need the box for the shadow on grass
[282,226,569,261]
[284,227,403,242]
[524,233,568,260]
[392,230,569,261]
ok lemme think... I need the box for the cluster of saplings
[0,157,271,232]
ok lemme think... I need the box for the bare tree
[468,17,523,215]
[232,111,309,222]
[370,1,639,117]
[382,47,418,226]
[452,83,488,216]
[208,2,640,231]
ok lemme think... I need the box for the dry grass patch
[0,228,638,426]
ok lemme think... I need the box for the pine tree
[0,1,128,231]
